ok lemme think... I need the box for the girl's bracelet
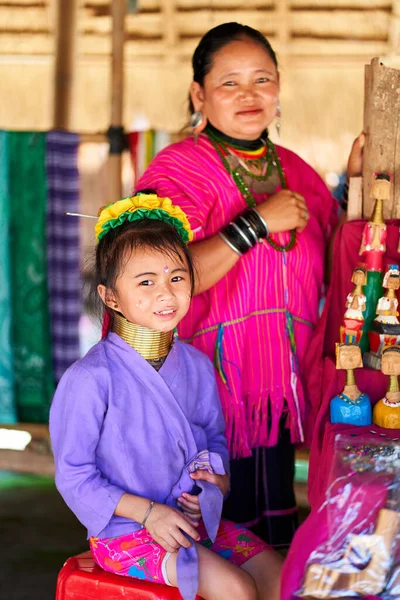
[141,500,155,529]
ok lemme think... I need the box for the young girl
[50,193,282,600]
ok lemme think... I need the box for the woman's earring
[190,111,207,144]
[276,102,281,138]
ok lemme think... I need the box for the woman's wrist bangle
[219,231,243,256]
[141,500,155,529]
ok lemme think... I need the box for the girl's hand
[190,470,230,497]
[347,132,366,178]
[256,189,309,234]
[177,493,202,522]
[145,502,200,553]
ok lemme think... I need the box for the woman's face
[190,39,280,140]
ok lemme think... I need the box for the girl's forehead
[122,246,186,269]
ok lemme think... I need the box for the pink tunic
[137,135,337,458]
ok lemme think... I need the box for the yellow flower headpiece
[95,193,193,243]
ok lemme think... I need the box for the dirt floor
[0,473,86,600]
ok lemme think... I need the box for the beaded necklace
[206,125,296,252]
[338,392,367,405]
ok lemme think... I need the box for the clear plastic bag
[298,434,400,599]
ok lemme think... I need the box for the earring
[276,102,281,138]
[190,111,207,144]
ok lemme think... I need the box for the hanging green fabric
[8,132,54,422]
[0,132,17,423]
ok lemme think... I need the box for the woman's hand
[145,502,200,553]
[190,470,230,496]
[256,189,309,234]
[347,132,366,178]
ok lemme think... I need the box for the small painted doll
[373,345,400,429]
[374,264,400,326]
[344,264,367,327]
[330,343,372,426]
[359,174,390,273]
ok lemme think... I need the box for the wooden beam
[108,0,125,203]
[53,0,78,129]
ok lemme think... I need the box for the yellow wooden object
[373,399,400,429]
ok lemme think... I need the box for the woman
[137,22,363,548]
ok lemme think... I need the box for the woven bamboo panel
[0,1,396,56]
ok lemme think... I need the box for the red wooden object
[55,551,202,600]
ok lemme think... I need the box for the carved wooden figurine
[343,264,367,330]
[373,345,400,429]
[374,265,400,325]
[330,343,372,426]
[359,173,390,273]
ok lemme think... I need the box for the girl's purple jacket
[50,333,229,599]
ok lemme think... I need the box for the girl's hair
[189,22,278,113]
[90,207,195,324]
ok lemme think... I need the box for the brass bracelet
[141,500,155,529]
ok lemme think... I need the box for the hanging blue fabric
[0,131,17,423]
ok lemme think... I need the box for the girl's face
[98,247,192,332]
[190,39,279,140]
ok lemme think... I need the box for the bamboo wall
[1,0,400,175]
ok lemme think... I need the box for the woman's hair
[189,22,278,113]
[89,215,195,323]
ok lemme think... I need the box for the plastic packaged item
[298,434,400,599]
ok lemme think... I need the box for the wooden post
[53,0,79,129]
[108,0,126,203]
[362,57,400,219]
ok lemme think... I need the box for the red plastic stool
[55,551,202,599]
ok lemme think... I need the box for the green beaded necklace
[206,127,296,252]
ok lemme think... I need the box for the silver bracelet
[230,221,253,248]
[141,500,155,529]
[253,209,270,237]
[238,215,259,244]
[219,231,243,256]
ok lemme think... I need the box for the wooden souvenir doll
[343,264,367,330]
[374,264,400,326]
[330,343,372,426]
[373,345,400,429]
[359,173,390,273]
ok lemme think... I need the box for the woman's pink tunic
[137,134,337,458]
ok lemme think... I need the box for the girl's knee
[229,569,257,600]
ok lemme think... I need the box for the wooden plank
[290,10,389,39]
[178,0,272,6]
[0,6,51,31]
[80,12,163,36]
[80,35,165,57]
[0,422,49,437]
[0,449,54,476]
[176,10,279,36]
[290,0,391,6]
[362,58,400,219]
[289,38,388,56]
[0,0,47,5]
[0,33,53,54]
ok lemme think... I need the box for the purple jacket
[50,333,229,537]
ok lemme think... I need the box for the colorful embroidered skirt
[90,519,268,586]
